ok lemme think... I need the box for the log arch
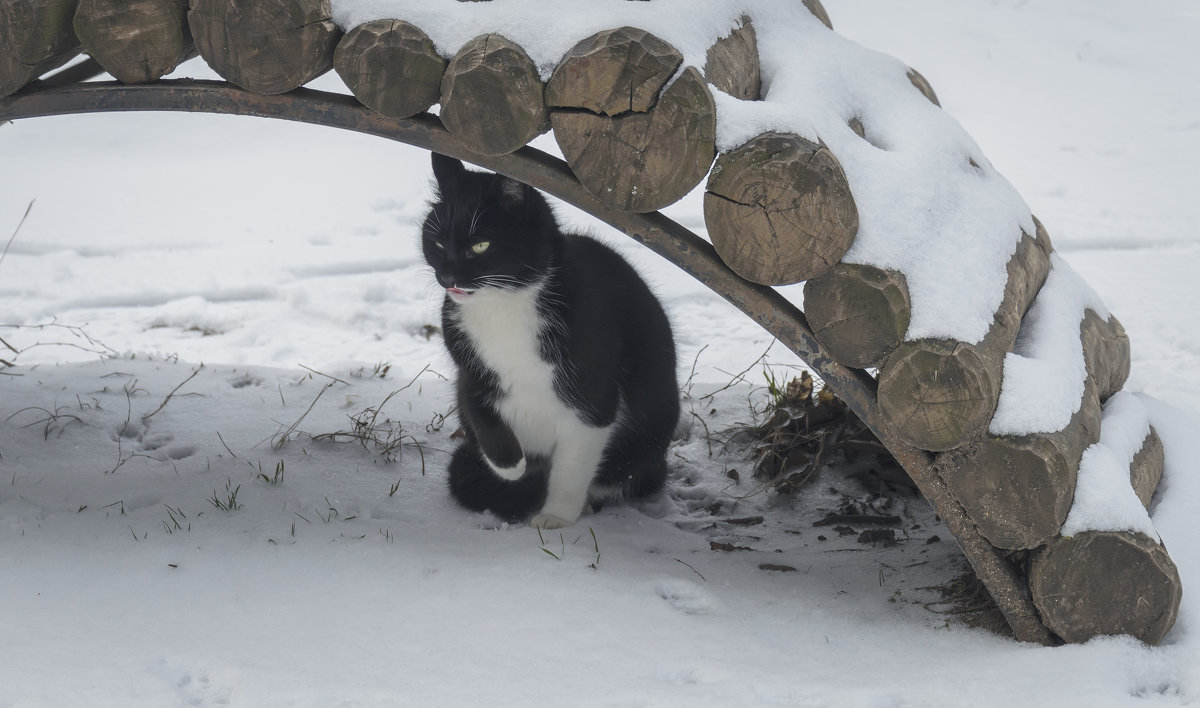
[0,77,1052,645]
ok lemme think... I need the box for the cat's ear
[494,175,532,209]
[431,152,466,192]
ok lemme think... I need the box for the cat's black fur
[422,153,679,526]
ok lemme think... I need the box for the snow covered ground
[2,1,1199,705]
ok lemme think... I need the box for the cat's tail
[447,443,548,522]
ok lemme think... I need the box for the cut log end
[803,263,909,369]
[1030,532,1182,645]
[334,20,445,119]
[188,0,339,96]
[704,132,857,285]
[1130,426,1165,509]
[552,64,715,213]
[877,339,1000,452]
[545,26,682,116]
[74,0,194,84]
[0,0,82,98]
[441,33,548,156]
[704,16,761,101]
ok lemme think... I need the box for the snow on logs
[1030,422,1178,645]
[938,309,1131,550]
[876,224,1053,452]
[0,0,80,98]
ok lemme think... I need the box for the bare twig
[141,367,201,423]
[0,199,34,270]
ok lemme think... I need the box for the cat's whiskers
[468,205,491,237]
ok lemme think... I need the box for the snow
[990,254,1110,436]
[1061,392,1157,540]
[332,0,1034,344]
[3,0,1200,705]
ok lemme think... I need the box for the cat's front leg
[531,421,609,529]
[458,373,526,480]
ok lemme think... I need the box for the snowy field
[2,1,1199,705]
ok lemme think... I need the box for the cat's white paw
[530,513,574,530]
[483,454,526,481]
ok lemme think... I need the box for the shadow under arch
[0,77,1051,644]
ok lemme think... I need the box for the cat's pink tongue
[447,287,472,298]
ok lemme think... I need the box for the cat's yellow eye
[471,241,490,255]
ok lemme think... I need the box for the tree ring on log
[440,33,548,156]
[545,26,682,116]
[552,65,716,213]
[0,0,81,98]
[804,263,909,369]
[334,20,445,119]
[188,0,339,96]
[877,338,999,452]
[704,132,858,285]
[74,0,194,84]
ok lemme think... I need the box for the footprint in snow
[656,578,717,616]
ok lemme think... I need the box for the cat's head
[422,153,559,302]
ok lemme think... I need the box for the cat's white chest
[451,284,571,456]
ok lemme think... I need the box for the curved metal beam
[0,79,1052,644]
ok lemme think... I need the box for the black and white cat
[422,153,679,529]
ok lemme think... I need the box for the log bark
[704,132,857,285]
[803,263,909,369]
[877,226,1052,451]
[73,0,193,84]
[0,0,81,98]
[334,20,445,119]
[938,310,1131,549]
[907,67,940,107]
[552,65,715,213]
[1030,530,1181,645]
[704,16,760,101]
[545,26,681,116]
[802,0,833,30]
[440,33,547,156]
[187,0,339,95]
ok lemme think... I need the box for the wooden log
[1030,530,1181,645]
[0,0,81,99]
[704,132,857,285]
[876,227,1051,451]
[1081,309,1130,401]
[938,310,1130,549]
[802,0,833,30]
[1130,426,1164,508]
[940,379,1100,549]
[73,0,193,84]
[704,16,760,101]
[334,20,444,119]
[439,33,547,156]
[907,67,940,107]
[552,65,715,213]
[803,263,909,369]
[187,0,339,96]
[545,26,681,116]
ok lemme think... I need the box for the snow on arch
[331,0,1036,344]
